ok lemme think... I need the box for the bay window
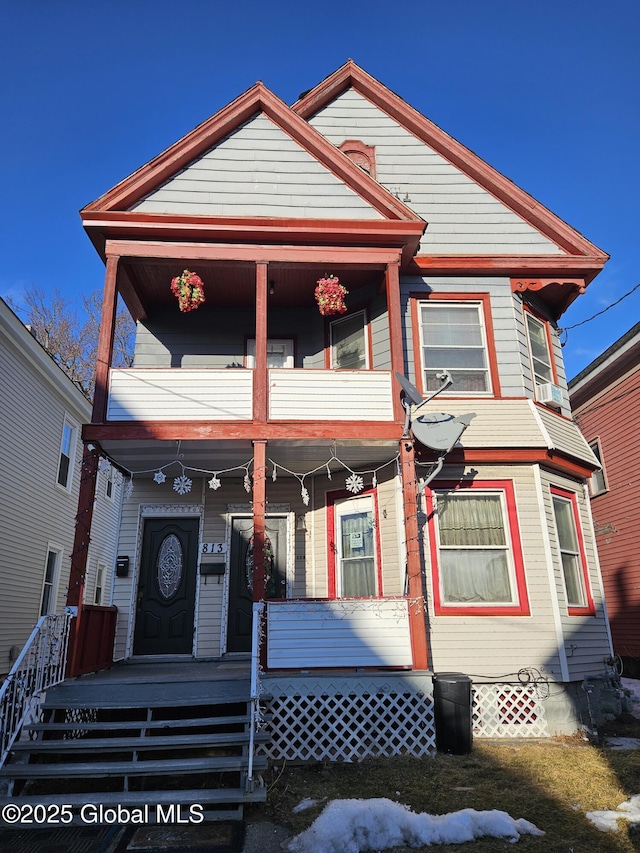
[427,480,529,615]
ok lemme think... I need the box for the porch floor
[48,657,251,708]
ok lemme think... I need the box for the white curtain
[437,493,512,603]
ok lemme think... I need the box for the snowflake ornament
[124,479,134,499]
[98,457,111,473]
[173,475,192,495]
[372,472,377,488]
[301,486,310,506]
[244,473,252,493]
[345,473,364,494]
[153,470,166,484]
[208,474,221,490]
[272,465,277,482]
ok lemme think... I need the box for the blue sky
[2,0,638,379]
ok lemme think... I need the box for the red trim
[82,82,421,226]
[294,61,608,262]
[550,485,596,616]
[326,488,383,599]
[425,479,531,616]
[413,256,604,280]
[92,256,119,423]
[400,440,429,669]
[253,264,268,422]
[409,292,501,398]
[338,140,376,179]
[523,303,559,386]
[104,238,405,267]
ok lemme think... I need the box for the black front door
[133,517,198,656]
[227,516,287,653]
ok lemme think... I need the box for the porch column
[253,262,268,422]
[92,254,119,423]
[385,260,405,423]
[65,443,100,676]
[251,439,267,602]
[400,438,429,670]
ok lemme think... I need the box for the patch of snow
[586,794,640,832]
[287,798,544,853]
[293,797,326,813]
[604,737,640,750]
[621,678,640,718]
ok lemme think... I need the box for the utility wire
[560,282,640,332]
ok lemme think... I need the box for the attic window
[338,140,376,179]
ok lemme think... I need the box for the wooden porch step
[25,713,251,733]
[0,754,268,780]
[12,731,270,753]
[41,679,250,710]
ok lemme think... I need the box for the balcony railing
[107,368,394,422]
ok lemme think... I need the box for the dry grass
[248,735,640,851]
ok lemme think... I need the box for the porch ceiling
[121,258,386,316]
[99,438,401,480]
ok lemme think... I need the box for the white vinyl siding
[268,369,394,420]
[266,599,412,668]
[309,88,565,255]
[132,113,383,220]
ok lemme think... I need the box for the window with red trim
[415,298,494,395]
[524,310,558,389]
[426,480,530,616]
[550,486,595,615]
[327,490,382,598]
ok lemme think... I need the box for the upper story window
[416,298,493,395]
[246,339,294,368]
[94,562,106,605]
[425,480,530,616]
[57,418,76,490]
[328,490,381,598]
[525,311,556,387]
[550,486,595,615]
[588,439,607,496]
[329,311,369,369]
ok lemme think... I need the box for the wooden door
[227,516,287,653]
[133,517,198,656]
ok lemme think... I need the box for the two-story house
[71,61,615,756]
[0,296,121,679]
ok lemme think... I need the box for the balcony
[106,368,394,422]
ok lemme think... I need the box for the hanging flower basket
[315,274,348,316]
[170,270,206,312]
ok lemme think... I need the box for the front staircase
[0,660,268,826]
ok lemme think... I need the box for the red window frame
[425,479,530,616]
[327,488,383,599]
[550,485,595,616]
[410,292,501,398]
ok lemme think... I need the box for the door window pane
[330,312,368,369]
[335,496,377,597]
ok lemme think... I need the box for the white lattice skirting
[259,675,436,762]
[472,684,549,738]
[258,677,550,762]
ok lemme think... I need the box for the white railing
[246,601,264,792]
[0,613,72,767]
[268,369,394,420]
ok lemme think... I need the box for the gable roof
[294,61,609,265]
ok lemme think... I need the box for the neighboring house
[569,322,640,676]
[71,61,619,749]
[0,297,122,679]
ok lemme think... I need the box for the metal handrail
[246,601,264,791]
[0,613,72,767]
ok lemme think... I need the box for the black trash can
[433,672,473,754]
